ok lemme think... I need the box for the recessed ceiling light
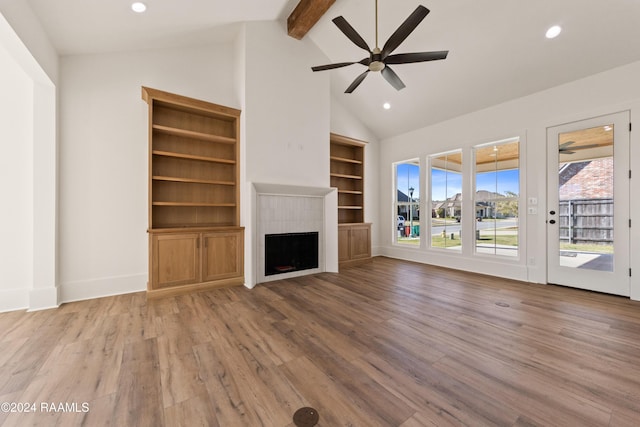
[546,25,562,39]
[131,2,147,13]
[383,102,391,110]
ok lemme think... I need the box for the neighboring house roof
[433,191,503,210]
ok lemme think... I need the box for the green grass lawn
[430,236,462,248]
[476,235,519,247]
[397,237,421,245]
[560,243,613,253]
[399,233,519,248]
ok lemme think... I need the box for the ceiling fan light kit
[312,1,449,93]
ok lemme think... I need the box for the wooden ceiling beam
[287,0,336,40]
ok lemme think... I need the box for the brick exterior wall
[559,158,613,200]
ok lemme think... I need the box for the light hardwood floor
[1,257,640,426]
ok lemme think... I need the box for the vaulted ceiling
[25,0,640,139]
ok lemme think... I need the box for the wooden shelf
[152,150,236,164]
[330,134,365,225]
[330,173,363,180]
[149,225,241,233]
[152,176,235,186]
[330,155,363,164]
[152,202,236,207]
[152,124,236,144]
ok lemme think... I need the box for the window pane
[474,140,519,256]
[395,161,420,245]
[430,151,462,250]
[558,125,613,271]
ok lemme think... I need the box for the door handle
[549,219,556,224]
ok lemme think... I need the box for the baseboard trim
[28,286,59,312]
[146,277,244,299]
[60,273,147,304]
[0,288,28,313]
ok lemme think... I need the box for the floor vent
[293,407,319,426]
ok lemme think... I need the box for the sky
[396,163,520,201]
[397,163,420,199]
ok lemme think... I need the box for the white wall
[0,45,33,311]
[244,21,330,187]
[0,9,57,312]
[379,60,640,299]
[242,20,331,286]
[58,43,238,302]
[0,0,58,83]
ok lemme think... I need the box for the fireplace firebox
[265,232,319,276]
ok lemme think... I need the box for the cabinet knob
[549,219,556,224]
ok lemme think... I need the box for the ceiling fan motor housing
[369,48,385,71]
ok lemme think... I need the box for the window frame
[472,137,522,259]
[393,159,421,247]
[428,149,464,252]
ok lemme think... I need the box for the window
[474,138,520,256]
[430,151,462,250]
[395,160,420,245]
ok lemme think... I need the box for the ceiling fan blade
[312,62,359,72]
[385,51,448,65]
[559,143,600,152]
[561,151,576,154]
[332,16,371,52]
[381,66,406,91]
[381,5,430,58]
[559,141,575,149]
[576,144,601,150]
[345,70,370,93]
[312,57,370,72]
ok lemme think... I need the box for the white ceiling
[25,0,640,139]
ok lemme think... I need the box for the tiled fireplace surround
[253,183,338,284]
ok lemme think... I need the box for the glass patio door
[547,112,630,295]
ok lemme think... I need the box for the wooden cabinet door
[152,233,200,289]
[349,224,371,260]
[338,227,351,262]
[202,230,244,282]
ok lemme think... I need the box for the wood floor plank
[2,256,640,426]
[192,341,265,426]
[0,312,75,395]
[279,355,394,427]
[163,393,220,427]
[111,338,164,427]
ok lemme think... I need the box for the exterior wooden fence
[559,198,613,245]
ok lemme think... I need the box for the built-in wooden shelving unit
[330,133,371,267]
[143,87,244,298]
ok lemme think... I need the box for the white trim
[0,289,28,313]
[60,274,147,304]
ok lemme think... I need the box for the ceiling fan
[311,0,448,93]
[559,141,600,154]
